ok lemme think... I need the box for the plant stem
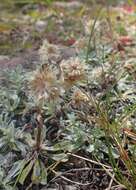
[35,109,43,151]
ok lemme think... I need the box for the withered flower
[60,57,86,88]
[39,40,61,64]
[30,66,64,104]
[72,89,89,106]
[124,63,136,80]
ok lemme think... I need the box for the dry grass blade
[105,173,115,190]
[67,152,111,169]
[51,169,92,186]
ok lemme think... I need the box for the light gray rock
[35,20,47,32]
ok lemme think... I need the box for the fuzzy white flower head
[60,57,86,88]
[39,40,61,64]
[30,66,64,104]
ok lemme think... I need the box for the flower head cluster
[30,51,86,104]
